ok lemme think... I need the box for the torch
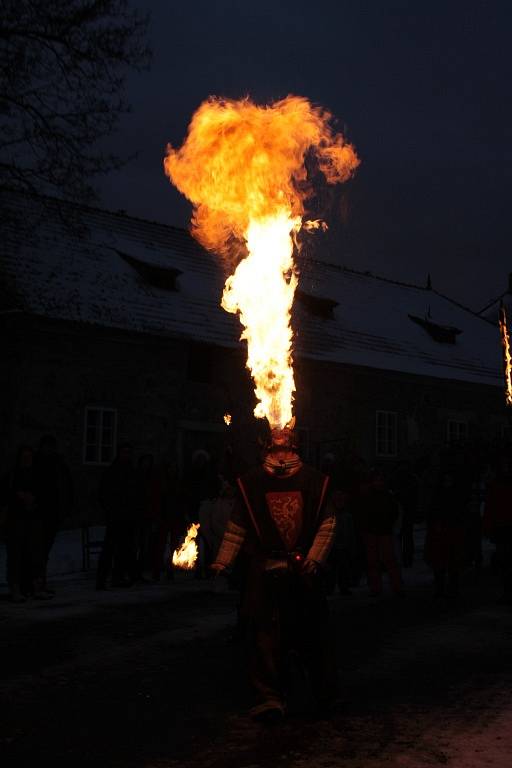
[172,522,200,570]
[499,303,512,407]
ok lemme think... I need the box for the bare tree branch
[0,0,151,203]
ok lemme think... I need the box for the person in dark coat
[362,469,402,596]
[152,458,185,581]
[466,471,484,571]
[347,464,371,587]
[183,449,219,519]
[184,449,220,578]
[326,486,356,595]
[391,461,419,568]
[2,446,46,601]
[133,453,158,582]
[212,426,337,722]
[96,443,137,589]
[425,471,467,598]
[483,458,512,604]
[33,435,73,591]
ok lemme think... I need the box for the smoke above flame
[164,95,359,429]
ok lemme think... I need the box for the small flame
[172,523,200,569]
[499,306,512,407]
[224,413,232,425]
[164,96,358,429]
[303,219,328,232]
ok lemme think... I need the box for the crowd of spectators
[323,443,512,604]
[94,444,228,589]
[3,437,512,606]
[1,436,73,602]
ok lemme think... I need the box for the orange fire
[224,412,232,426]
[164,95,359,429]
[172,523,200,569]
[499,306,512,406]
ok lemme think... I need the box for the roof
[1,190,503,388]
[479,289,512,324]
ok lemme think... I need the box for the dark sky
[99,0,512,310]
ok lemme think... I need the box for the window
[296,289,338,319]
[116,249,182,291]
[447,419,468,444]
[376,411,398,457]
[84,407,117,465]
[409,314,462,344]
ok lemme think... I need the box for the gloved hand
[210,562,227,578]
[302,558,319,575]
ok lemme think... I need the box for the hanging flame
[224,412,232,426]
[164,95,359,429]
[499,305,512,407]
[172,523,200,569]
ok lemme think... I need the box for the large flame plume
[499,305,512,407]
[172,523,200,570]
[164,95,359,429]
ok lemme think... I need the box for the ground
[1,562,512,768]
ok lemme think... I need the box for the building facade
[1,192,506,524]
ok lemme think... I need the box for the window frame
[375,410,398,458]
[83,406,118,466]
[447,418,468,444]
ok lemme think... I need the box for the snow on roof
[1,190,502,387]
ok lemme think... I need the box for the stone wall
[1,314,506,526]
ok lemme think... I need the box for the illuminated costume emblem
[265,491,303,550]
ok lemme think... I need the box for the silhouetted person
[391,461,419,568]
[219,443,249,486]
[184,449,219,518]
[326,487,355,595]
[425,471,466,598]
[362,469,402,596]
[212,479,236,558]
[96,444,137,589]
[483,458,512,604]
[184,450,220,578]
[200,478,235,568]
[347,464,370,587]
[34,435,73,592]
[418,452,442,524]
[466,471,484,571]
[320,452,336,476]
[2,446,47,601]
[152,458,184,581]
[133,453,157,582]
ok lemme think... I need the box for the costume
[215,449,336,718]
